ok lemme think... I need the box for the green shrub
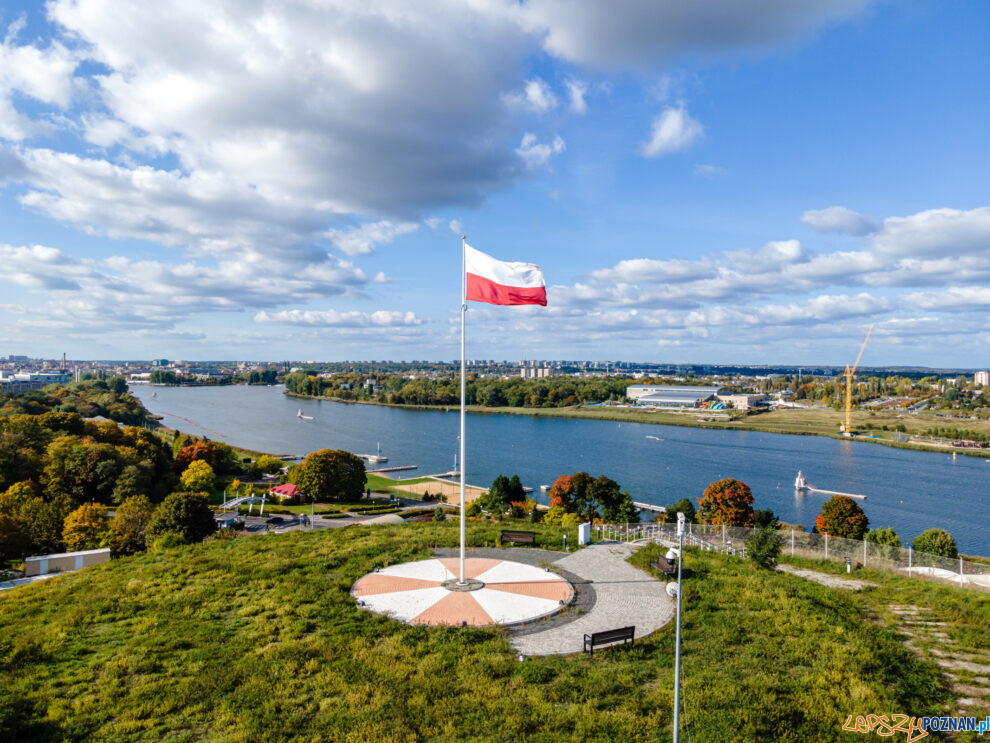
[432,507,446,522]
[912,528,958,559]
[151,533,186,551]
[746,527,783,569]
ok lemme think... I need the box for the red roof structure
[268,483,300,498]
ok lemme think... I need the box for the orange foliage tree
[697,478,754,526]
[814,496,869,539]
[547,475,573,510]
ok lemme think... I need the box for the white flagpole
[459,235,467,584]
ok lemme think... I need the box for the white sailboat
[794,470,807,490]
[297,409,314,420]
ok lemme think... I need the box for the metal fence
[596,522,990,593]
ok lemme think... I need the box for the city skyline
[1,1,990,364]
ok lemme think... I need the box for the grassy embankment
[3,521,985,741]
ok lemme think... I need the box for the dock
[367,465,418,473]
[803,487,867,500]
[633,502,667,513]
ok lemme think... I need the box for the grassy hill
[0,522,985,741]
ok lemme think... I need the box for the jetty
[793,471,866,500]
[633,502,666,513]
[367,465,417,473]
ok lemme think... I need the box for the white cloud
[425,217,442,229]
[449,219,464,235]
[325,220,419,256]
[515,133,565,169]
[254,309,423,327]
[904,287,990,312]
[802,206,878,235]
[641,106,703,157]
[506,77,559,112]
[693,164,726,177]
[871,206,990,257]
[565,78,588,113]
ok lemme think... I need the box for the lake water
[131,384,990,554]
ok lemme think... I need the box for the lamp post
[673,511,685,743]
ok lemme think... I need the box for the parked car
[265,516,284,525]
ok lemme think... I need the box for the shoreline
[283,390,990,460]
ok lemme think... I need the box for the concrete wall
[24,548,111,577]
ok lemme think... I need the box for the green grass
[0,524,977,741]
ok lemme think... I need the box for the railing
[595,522,990,593]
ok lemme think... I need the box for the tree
[108,494,156,555]
[254,455,283,475]
[547,475,574,510]
[146,492,217,544]
[180,460,215,492]
[746,527,783,569]
[815,496,869,540]
[432,507,446,522]
[865,526,902,560]
[288,449,365,503]
[697,479,754,526]
[913,528,958,559]
[0,512,31,567]
[753,509,780,530]
[482,474,512,513]
[62,503,109,551]
[506,474,526,505]
[664,498,696,523]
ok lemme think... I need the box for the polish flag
[465,243,547,306]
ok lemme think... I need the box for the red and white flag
[465,243,547,306]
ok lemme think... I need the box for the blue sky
[1,0,989,365]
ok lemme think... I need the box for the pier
[367,465,418,473]
[633,502,667,513]
[804,487,867,500]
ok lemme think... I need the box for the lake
[131,384,990,554]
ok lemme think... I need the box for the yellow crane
[840,325,873,435]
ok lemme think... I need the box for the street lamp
[673,511,685,742]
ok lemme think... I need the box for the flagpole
[459,235,467,585]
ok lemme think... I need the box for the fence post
[908,546,912,576]
[722,524,726,545]
[791,530,795,556]
[825,533,829,560]
[960,557,964,586]
[864,539,867,568]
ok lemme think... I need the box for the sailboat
[297,409,314,420]
[794,470,807,490]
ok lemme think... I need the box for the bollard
[845,557,851,574]
[563,534,568,552]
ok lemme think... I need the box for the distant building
[975,371,989,387]
[627,384,722,408]
[520,366,556,379]
[151,359,170,367]
[714,393,768,410]
[5,355,29,362]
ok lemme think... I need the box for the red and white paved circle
[352,558,573,626]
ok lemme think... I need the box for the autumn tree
[180,460,215,492]
[814,496,869,539]
[697,479,754,527]
[254,455,283,474]
[62,503,110,551]
[547,475,574,510]
[288,449,365,503]
[108,494,156,555]
[146,492,217,544]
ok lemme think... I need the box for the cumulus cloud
[325,220,419,256]
[565,78,588,113]
[802,206,878,235]
[507,77,559,112]
[693,164,726,177]
[641,106,703,157]
[871,206,990,257]
[254,309,423,327]
[516,133,566,169]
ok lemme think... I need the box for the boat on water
[794,470,866,499]
[297,409,314,420]
[646,435,663,441]
[361,441,388,464]
[152,391,157,397]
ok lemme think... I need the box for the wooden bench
[500,530,536,546]
[651,557,678,577]
[584,626,635,654]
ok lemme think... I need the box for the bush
[254,455,283,474]
[146,492,217,545]
[912,528,958,559]
[753,509,780,530]
[180,460,215,492]
[697,479,754,526]
[108,494,156,556]
[746,527,783,569]
[815,496,869,540]
[665,498,696,522]
[465,502,482,518]
[432,507,446,522]
[151,533,187,551]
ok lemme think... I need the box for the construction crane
[840,325,873,436]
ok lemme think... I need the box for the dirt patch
[395,478,487,503]
[776,564,878,590]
